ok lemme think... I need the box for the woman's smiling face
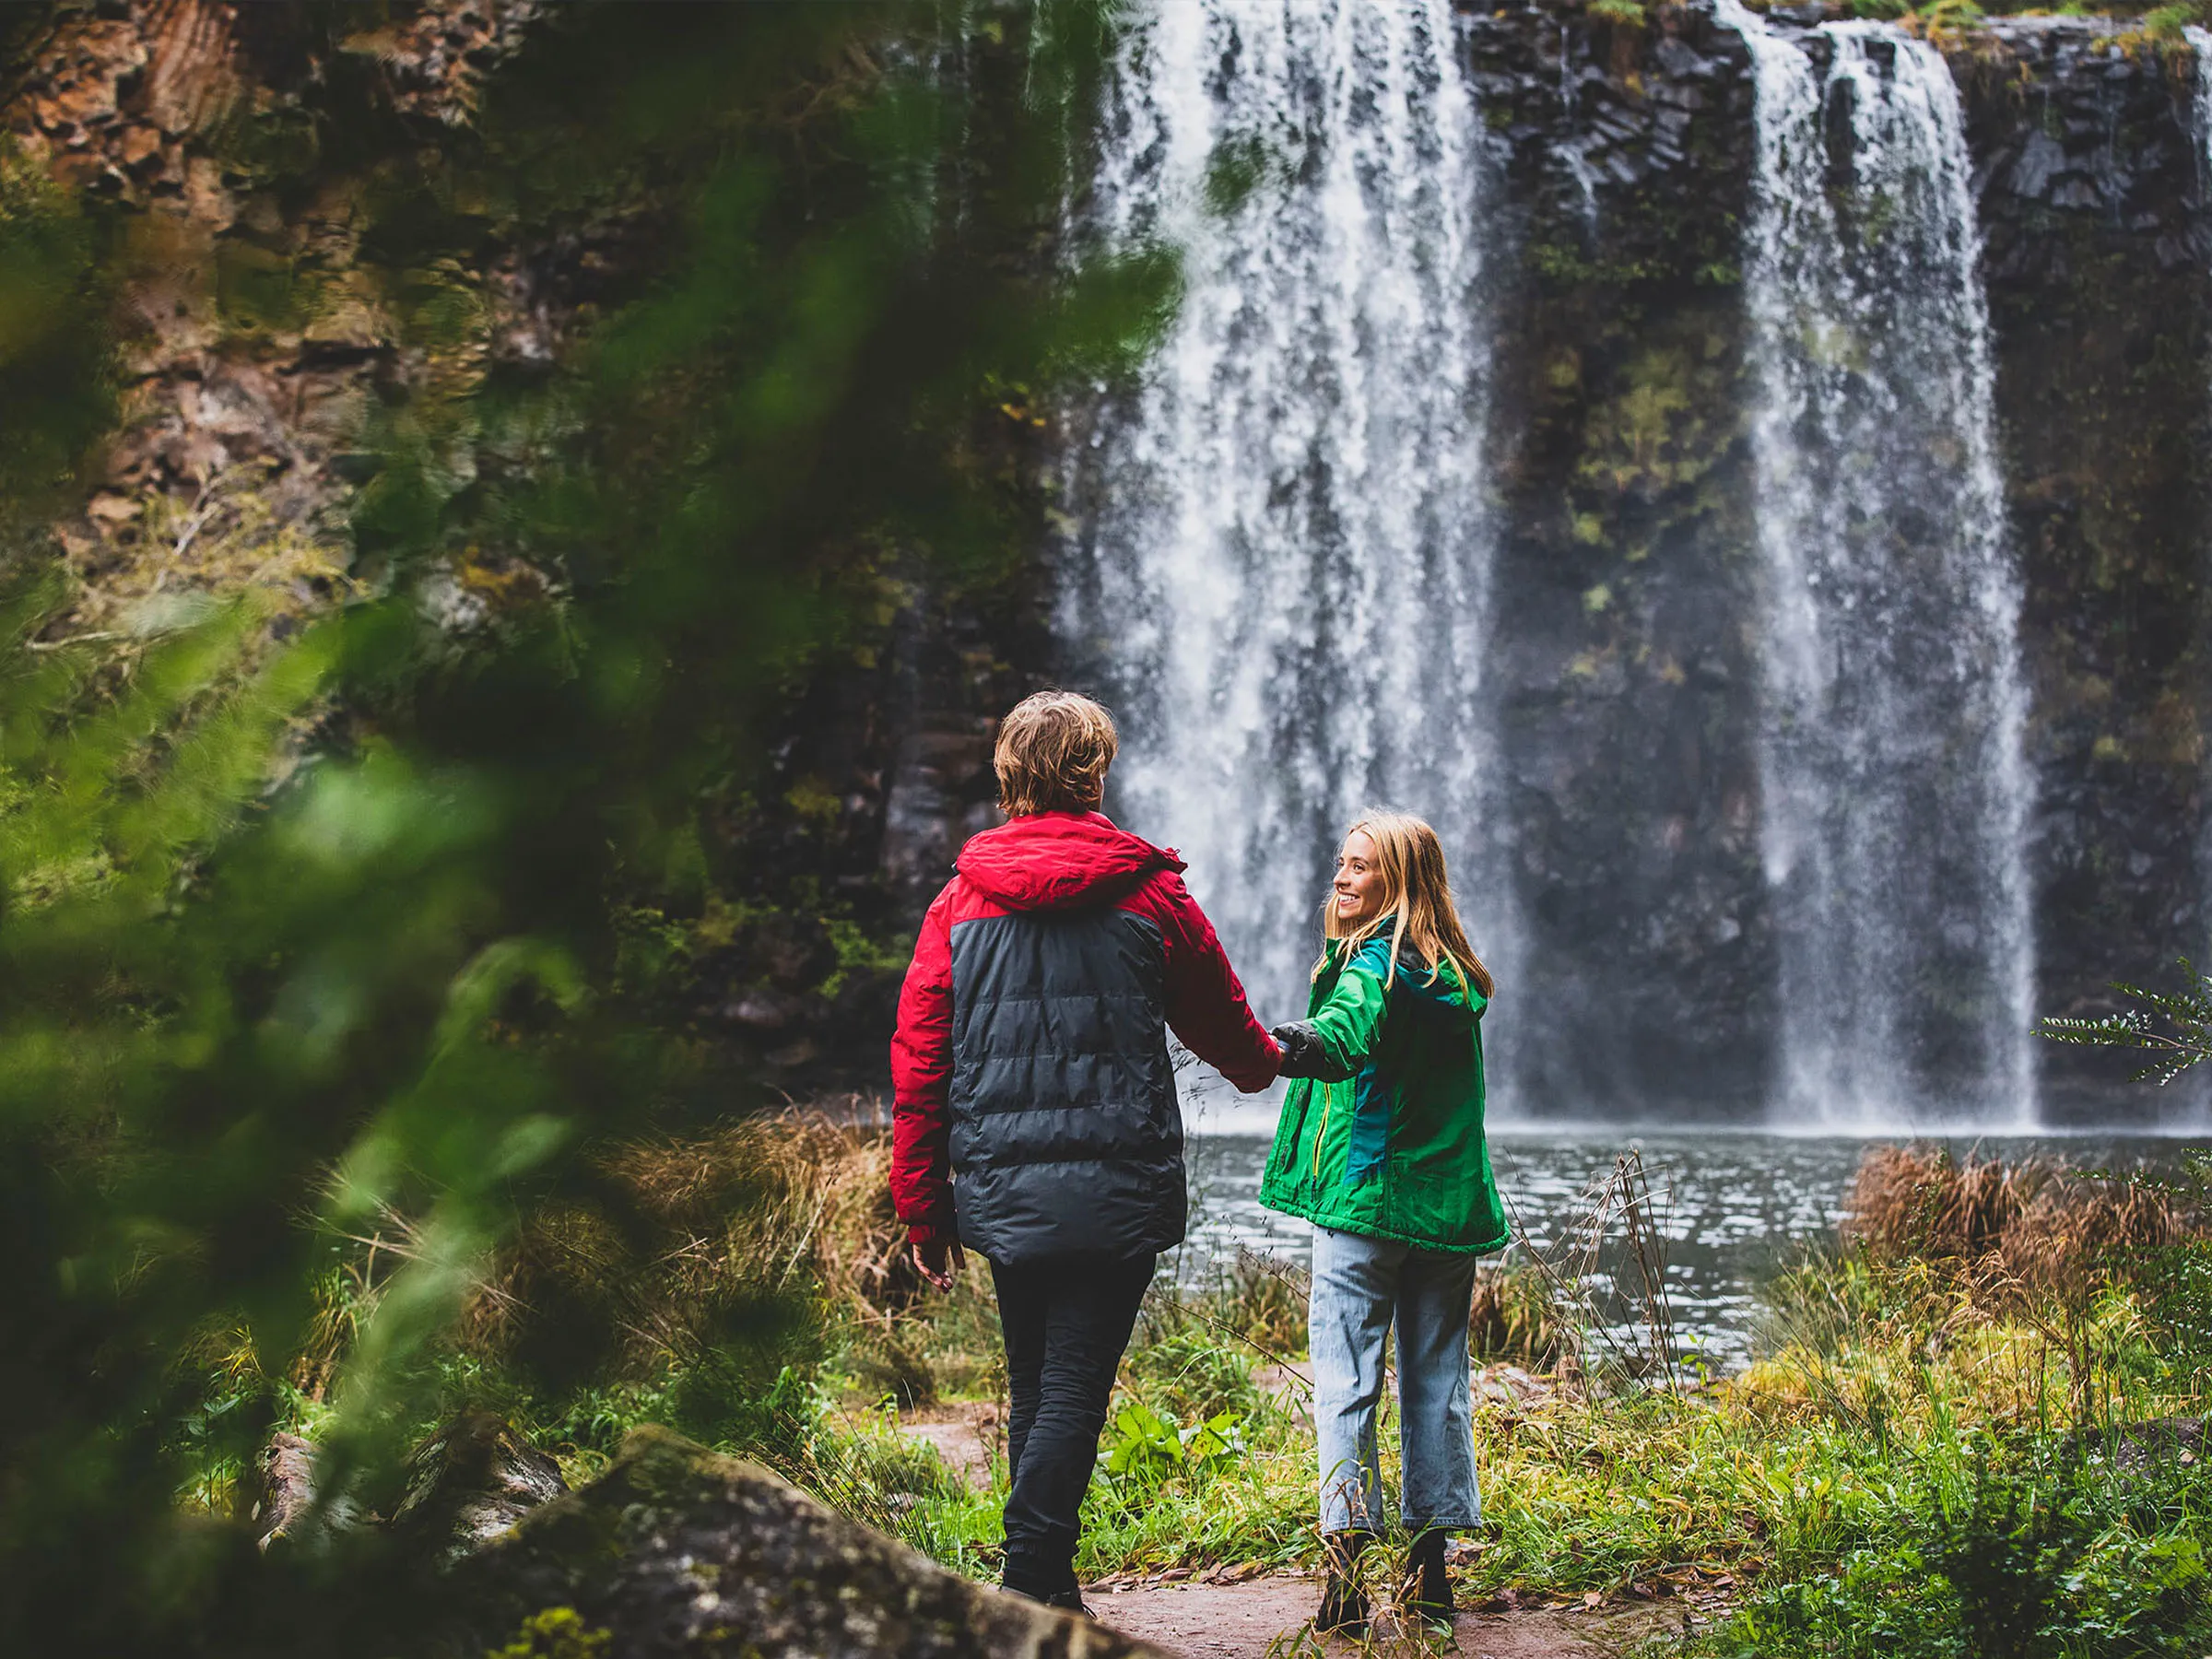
[1333,830,1386,927]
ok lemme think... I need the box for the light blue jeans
[1311,1225,1482,1535]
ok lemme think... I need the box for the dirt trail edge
[1089,1576,1685,1659]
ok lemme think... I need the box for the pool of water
[1177,1126,2199,1372]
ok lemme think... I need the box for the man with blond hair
[889,689,1280,1610]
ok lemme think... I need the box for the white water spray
[1716,0,2038,1128]
[1060,0,1515,1032]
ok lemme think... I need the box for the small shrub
[1099,1401,1247,1483]
[2141,4,2198,40]
[1124,1320,1264,1424]
[1912,0,1986,40]
[488,1607,613,1659]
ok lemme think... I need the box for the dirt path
[1088,1577,1687,1658]
[896,1400,1000,1486]
[889,1374,1711,1657]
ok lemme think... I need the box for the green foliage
[488,1607,613,1659]
[2139,3,2201,36]
[0,3,1165,1652]
[1588,0,1650,25]
[1710,1447,2212,1657]
[1917,0,1988,32]
[2135,1149,2212,1365]
[1099,1401,1249,1479]
[1124,1321,1266,1424]
[2041,959,2212,1085]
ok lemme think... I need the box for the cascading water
[1716,0,2037,1128]
[2189,26,2212,165]
[1060,1,1514,1040]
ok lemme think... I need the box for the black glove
[1270,1020,1343,1081]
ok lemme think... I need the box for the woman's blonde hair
[994,689,1118,816]
[1317,809,1495,1000]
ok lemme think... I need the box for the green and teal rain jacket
[1258,931,1507,1254]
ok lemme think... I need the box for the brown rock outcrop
[2,0,545,641]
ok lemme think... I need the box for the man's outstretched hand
[911,1237,966,1291]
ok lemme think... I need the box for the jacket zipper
[1312,1079,1335,1179]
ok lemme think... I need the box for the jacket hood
[1337,929,1485,1026]
[957,810,1183,912]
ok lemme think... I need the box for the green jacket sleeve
[1305,947,1391,1080]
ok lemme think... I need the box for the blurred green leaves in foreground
[0,3,1171,1650]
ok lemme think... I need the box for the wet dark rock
[256,1416,559,1557]
[392,1413,570,1565]
[881,728,1001,903]
[253,1430,334,1549]
[452,1426,1164,1659]
[2010,132,2067,199]
[1653,34,1717,80]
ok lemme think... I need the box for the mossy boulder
[453,1426,1164,1659]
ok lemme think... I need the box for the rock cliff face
[9,3,2209,1118]
[4,1,547,642]
[1464,1,1772,1112]
[1956,20,2212,1110]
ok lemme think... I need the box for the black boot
[1315,1530,1371,1636]
[1401,1529,1453,1630]
[1003,1545,1085,1616]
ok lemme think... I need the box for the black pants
[989,1251,1156,1599]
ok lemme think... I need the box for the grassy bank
[846,1139,2212,1654]
[182,1122,2212,1654]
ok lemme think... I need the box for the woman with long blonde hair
[1258,811,1505,1637]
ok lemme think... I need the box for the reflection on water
[1179,1128,2200,1372]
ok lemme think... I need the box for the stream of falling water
[1716,0,2038,1128]
[1058,0,1515,1033]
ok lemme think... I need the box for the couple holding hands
[888,689,1505,1636]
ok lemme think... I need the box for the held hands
[1270,1020,1333,1080]
[911,1237,966,1292]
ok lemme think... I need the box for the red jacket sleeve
[1151,870,1281,1092]
[889,886,958,1244]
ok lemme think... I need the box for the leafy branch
[2039,959,2212,1086]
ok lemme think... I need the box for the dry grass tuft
[1842,1143,2195,1300]
[606,1112,912,1315]
[464,1112,917,1378]
[1843,1144,2036,1263]
[1998,1165,2188,1295]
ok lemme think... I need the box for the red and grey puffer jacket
[889,810,1280,1265]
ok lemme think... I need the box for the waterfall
[1716,0,2037,1127]
[1060,1,1513,1039]
[2191,26,2212,175]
